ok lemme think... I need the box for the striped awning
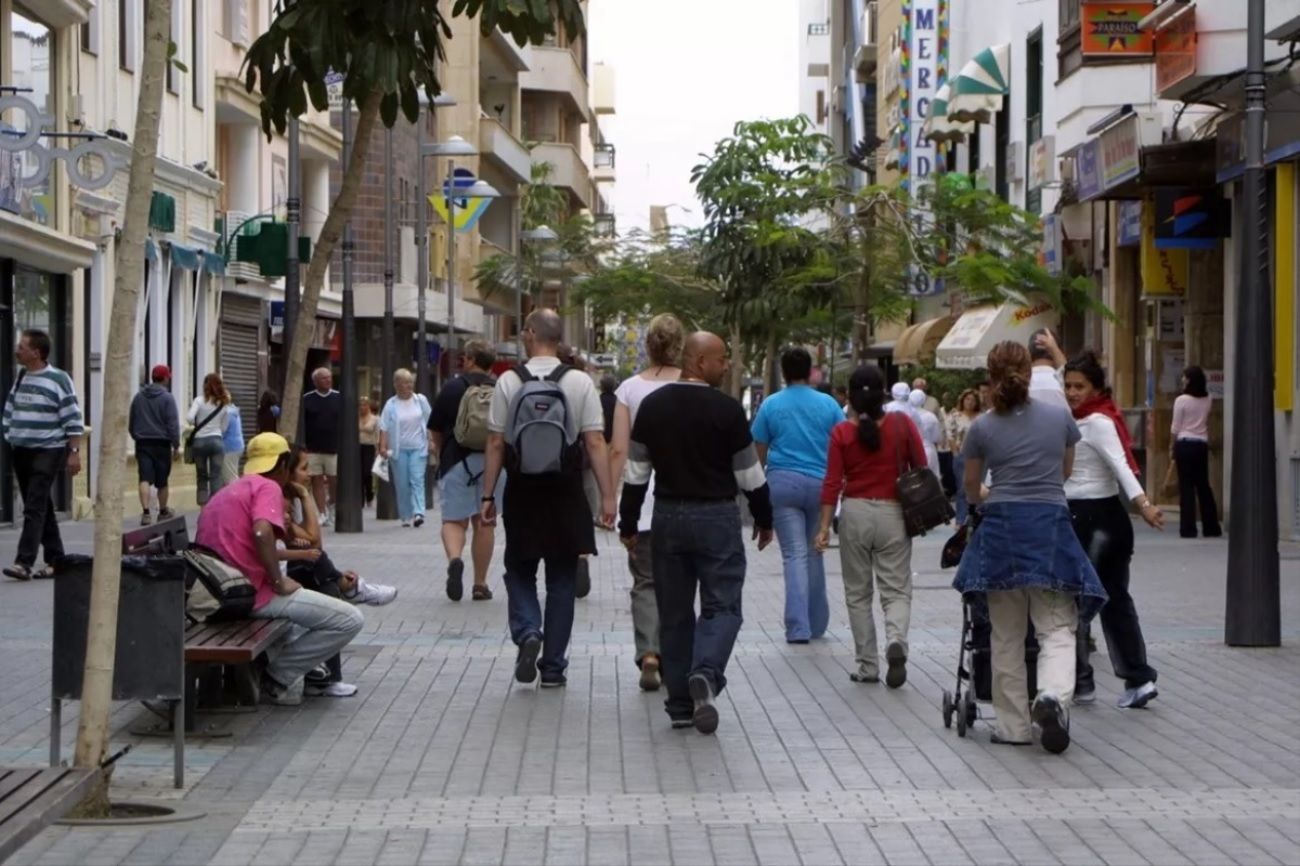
[924,83,975,143]
[948,44,1011,123]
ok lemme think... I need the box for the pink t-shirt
[1171,394,1212,442]
[194,474,286,610]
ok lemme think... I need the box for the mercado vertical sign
[1081,2,1155,57]
[900,0,948,295]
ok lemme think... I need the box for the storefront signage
[1140,198,1188,296]
[901,0,944,189]
[1076,139,1103,200]
[1081,2,1156,57]
[1029,136,1055,190]
[1100,115,1141,189]
[1206,369,1224,399]
[1153,188,1227,249]
[0,92,124,214]
[1155,6,1197,93]
[1217,108,1300,181]
[1042,214,1063,276]
[1118,200,1142,246]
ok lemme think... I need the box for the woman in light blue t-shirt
[751,348,845,644]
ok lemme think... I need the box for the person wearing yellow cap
[194,432,364,705]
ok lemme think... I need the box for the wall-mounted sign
[1100,114,1141,188]
[1029,136,1056,190]
[1076,139,1102,200]
[1140,197,1188,296]
[1155,6,1197,93]
[901,0,944,189]
[1153,188,1228,250]
[1081,2,1156,57]
[1042,214,1063,276]
[1118,199,1142,247]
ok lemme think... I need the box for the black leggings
[288,551,347,682]
[1070,496,1157,690]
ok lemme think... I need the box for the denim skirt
[954,501,1107,616]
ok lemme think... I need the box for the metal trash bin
[50,554,187,787]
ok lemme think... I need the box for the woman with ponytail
[954,341,1106,754]
[815,365,926,688]
[1063,351,1163,710]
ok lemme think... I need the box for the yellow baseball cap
[242,432,291,476]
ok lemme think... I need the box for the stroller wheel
[956,699,969,737]
[964,691,978,727]
[942,690,954,729]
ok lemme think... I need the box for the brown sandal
[472,584,493,601]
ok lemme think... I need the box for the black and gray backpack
[504,365,582,477]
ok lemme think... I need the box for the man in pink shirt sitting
[195,432,364,705]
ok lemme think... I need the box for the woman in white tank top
[607,314,684,693]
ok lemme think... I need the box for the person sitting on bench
[194,432,364,706]
[279,446,396,697]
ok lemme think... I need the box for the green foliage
[242,0,584,136]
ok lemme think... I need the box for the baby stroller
[939,515,1039,738]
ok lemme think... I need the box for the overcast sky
[587,0,800,234]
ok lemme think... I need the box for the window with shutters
[119,0,135,71]
[192,0,206,108]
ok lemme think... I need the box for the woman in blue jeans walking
[378,368,432,527]
[751,348,846,643]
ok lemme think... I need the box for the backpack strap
[544,364,573,384]
[513,364,536,384]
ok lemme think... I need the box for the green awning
[948,44,1011,123]
[145,238,159,264]
[924,82,974,143]
[167,242,201,271]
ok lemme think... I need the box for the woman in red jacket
[816,364,926,688]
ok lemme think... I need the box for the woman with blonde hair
[947,388,982,523]
[187,372,231,504]
[954,341,1105,754]
[378,368,432,527]
[608,312,685,691]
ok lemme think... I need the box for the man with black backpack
[428,340,499,602]
[479,309,617,689]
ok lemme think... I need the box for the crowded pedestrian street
[2,516,1297,865]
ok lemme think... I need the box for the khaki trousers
[987,588,1077,742]
[837,499,913,678]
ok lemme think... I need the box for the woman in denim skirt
[955,341,1106,754]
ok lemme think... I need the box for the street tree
[72,0,173,814]
[242,0,585,440]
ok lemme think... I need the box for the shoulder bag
[892,414,953,537]
[184,403,223,464]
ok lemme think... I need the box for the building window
[80,6,99,55]
[1058,0,1081,78]
[995,107,1010,202]
[7,13,56,226]
[167,2,182,93]
[1025,28,1044,214]
[192,0,206,108]
[119,0,135,72]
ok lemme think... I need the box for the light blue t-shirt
[751,385,844,479]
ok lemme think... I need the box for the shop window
[81,6,99,55]
[4,13,55,226]
[1026,28,1044,214]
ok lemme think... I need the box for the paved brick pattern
[1,513,1297,865]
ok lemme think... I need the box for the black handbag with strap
[892,414,954,537]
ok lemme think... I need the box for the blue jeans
[252,588,364,687]
[769,470,829,641]
[953,453,969,524]
[503,552,578,677]
[652,499,746,720]
[390,448,427,521]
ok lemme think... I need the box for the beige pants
[837,499,913,678]
[221,452,242,485]
[987,588,1077,742]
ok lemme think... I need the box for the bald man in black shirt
[620,332,773,734]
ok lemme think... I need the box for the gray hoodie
[129,383,180,446]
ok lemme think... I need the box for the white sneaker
[346,577,398,606]
[306,680,358,698]
[1118,681,1158,709]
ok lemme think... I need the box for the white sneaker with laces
[347,577,398,606]
[306,681,358,698]
[1118,681,1158,709]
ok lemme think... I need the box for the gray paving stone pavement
[0,507,1297,865]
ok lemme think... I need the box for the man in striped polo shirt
[3,330,83,581]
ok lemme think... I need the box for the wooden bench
[183,618,293,712]
[0,767,97,862]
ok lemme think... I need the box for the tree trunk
[278,91,382,442]
[763,327,779,396]
[728,321,745,401]
[71,0,172,815]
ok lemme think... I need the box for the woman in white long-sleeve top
[1063,352,1165,710]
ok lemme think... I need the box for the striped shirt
[3,365,84,449]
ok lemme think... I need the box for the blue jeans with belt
[652,499,747,721]
[768,469,829,641]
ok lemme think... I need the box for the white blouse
[1064,413,1144,502]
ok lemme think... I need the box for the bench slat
[0,768,97,861]
[184,618,291,663]
[0,770,41,809]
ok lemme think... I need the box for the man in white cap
[885,382,923,427]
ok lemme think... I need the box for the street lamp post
[285,116,301,365]
[373,125,399,521]
[335,98,362,533]
[1225,0,1279,646]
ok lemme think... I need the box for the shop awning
[894,315,957,366]
[202,251,226,275]
[923,83,975,143]
[166,242,202,271]
[948,44,1011,123]
[935,301,1058,370]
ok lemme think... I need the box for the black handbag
[892,415,953,537]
